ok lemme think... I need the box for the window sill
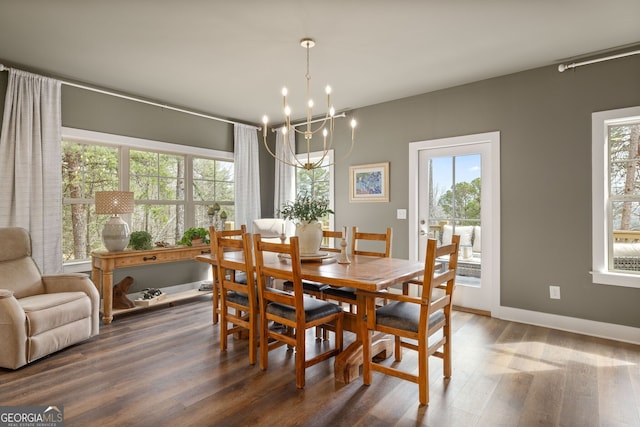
[592,271,640,289]
[63,260,92,274]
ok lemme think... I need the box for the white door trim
[408,131,501,314]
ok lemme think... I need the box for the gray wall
[324,53,640,329]
[1,51,639,326]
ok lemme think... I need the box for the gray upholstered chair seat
[232,272,247,284]
[375,301,445,333]
[225,291,249,306]
[19,292,92,335]
[266,297,343,323]
[323,286,357,300]
[324,286,387,301]
[282,280,329,294]
[230,271,258,285]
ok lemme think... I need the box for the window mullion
[121,146,130,191]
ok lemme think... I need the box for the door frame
[408,131,501,314]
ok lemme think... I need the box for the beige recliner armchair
[0,227,99,369]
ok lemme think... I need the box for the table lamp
[95,191,134,251]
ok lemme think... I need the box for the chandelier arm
[290,116,332,136]
[262,133,279,159]
[261,38,356,170]
[262,132,305,169]
[286,112,346,130]
[338,135,356,162]
[286,137,308,169]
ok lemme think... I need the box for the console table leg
[102,271,114,324]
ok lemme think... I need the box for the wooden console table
[91,244,211,324]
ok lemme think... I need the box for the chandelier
[262,38,356,170]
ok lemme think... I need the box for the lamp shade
[95,191,134,215]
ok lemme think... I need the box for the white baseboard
[494,305,640,345]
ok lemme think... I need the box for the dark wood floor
[1,296,639,427]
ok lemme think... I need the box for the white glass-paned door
[410,132,500,314]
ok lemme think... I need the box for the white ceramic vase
[295,221,323,255]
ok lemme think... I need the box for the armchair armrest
[42,273,98,297]
[0,289,28,369]
[42,274,100,336]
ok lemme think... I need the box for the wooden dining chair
[211,226,258,365]
[361,234,460,406]
[322,226,392,311]
[282,229,343,299]
[253,234,344,388]
[209,225,247,325]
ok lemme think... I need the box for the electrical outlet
[549,285,561,299]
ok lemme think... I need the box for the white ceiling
[1,1,639,125]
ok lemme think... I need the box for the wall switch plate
[397,209,407,220]
[549,285,561,299]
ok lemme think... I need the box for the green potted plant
[177,227,209,246]
[278,192,333,255]
[129,230,153,250]
[279,192,334,224]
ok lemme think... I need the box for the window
[62,128,233,268]
[295,150,334,232]
[129,149,186,244]
[62,141,119,262]
[192,157,234,229]
[592,106,640,288]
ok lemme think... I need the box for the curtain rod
[0,64,260,130]
[558,49,640,72]
[270,112,347,132]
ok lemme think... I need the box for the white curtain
[234,124,261,232]
[0,69,62,273]
[273,128,295,214]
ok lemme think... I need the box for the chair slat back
[421,234,460,305]
[209,224,246,254]
[211,226,254,294]
[253,234,304,324]
[321,230,343,253]
[351,226,392,258]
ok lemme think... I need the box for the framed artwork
[349,162,389,202]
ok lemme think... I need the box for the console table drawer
[115,250,194,267]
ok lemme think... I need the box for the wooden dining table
[196,251,425,384]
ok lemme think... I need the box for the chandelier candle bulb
[260,37,356,170]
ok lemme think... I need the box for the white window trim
[295,149,335,232]
[62,127,233,160]
[592,106,640,288]
[61,127,232,273]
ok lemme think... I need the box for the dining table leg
[334,292,393,384]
